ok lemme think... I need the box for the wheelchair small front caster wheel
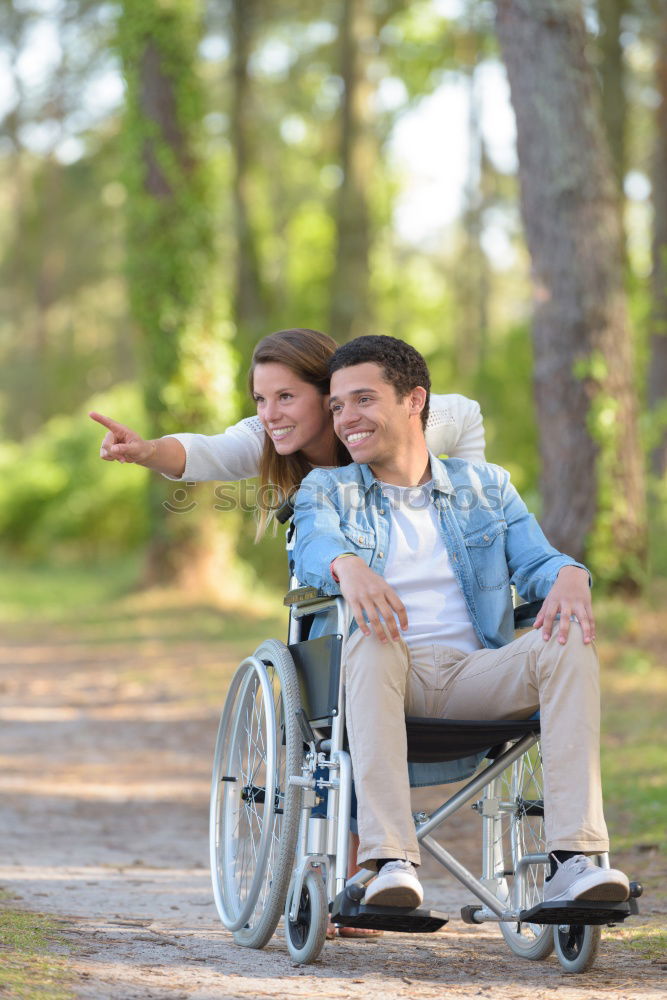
[285,871,328,965]
[553,923,600,973]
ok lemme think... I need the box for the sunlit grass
[0,554,284,645]
[604,921,667,961]
[0,555,143,624]
[0,892,75,1000]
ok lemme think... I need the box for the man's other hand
[533,565,594,645]
[332,555,408,642]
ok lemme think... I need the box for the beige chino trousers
[344,624,609,869]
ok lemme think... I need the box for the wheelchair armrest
[513,599,543,628]
[283,585,331,608]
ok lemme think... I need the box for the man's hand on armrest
[331,555,408,643]
[533,565,594,645]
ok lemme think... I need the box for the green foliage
[0,0,660,589]
[0,384,149,560]
[574,352,647,588]
[468,324,539,500]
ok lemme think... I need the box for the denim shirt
[293,454,587,644]
[292,454,589,787]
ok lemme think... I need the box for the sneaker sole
[546,874,630,905]
[572,882,630,903]
[364,885,423,908]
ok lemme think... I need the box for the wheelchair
[209,584,641,973]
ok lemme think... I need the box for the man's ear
[408,386,427,418]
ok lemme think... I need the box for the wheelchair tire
[284,870,329,965]
[553,923,600,973]
[494,743,554,961]
[210,639,302,948]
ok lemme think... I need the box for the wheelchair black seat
[405,716,540,763]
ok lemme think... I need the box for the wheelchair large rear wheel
[493,743,554,960]
[210,639,302,948]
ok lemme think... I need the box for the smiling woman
[90,328,487,538]
[246,330,351,537]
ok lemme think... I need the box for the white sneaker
[363,860,424,909]
[544,855,630,903]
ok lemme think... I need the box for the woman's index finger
[89,411,125,433]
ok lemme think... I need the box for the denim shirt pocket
[340,521,376,567]
[463,519,509,591]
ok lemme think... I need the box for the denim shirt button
[378,551,384,558]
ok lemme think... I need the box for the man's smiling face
[329,361,416,467]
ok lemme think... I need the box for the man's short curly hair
[328,335,431,428]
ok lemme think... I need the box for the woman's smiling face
[252,362,333,463]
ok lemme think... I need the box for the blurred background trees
[0,0,665,594]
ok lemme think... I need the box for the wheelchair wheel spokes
[510,746,547,912]
[231,672,273,911]
[210,640,303,948]
[493,742,554,960]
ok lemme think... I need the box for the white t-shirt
[381,481,481,654]
[162,392,485,481]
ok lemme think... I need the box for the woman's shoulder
[234,414,265,439]
[427,392,481,426]
[425,393,485,462]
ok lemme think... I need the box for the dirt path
[0,619,665,999]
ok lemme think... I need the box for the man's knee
[345,628,409,688]
[538,620,599,680]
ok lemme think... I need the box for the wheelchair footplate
[331,885,448,934]
[519,896,639,926]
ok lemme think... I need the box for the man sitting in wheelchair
[292,335,630,911]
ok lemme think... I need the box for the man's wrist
[557,565,589,578]
[330,552,359,582]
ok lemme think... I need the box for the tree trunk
[454,66,491,376]
[597,0,627,195]
[231,0,267,374]
[495,0,646,587]
[648,7,667,478]
[118,0,238,594]
[329,0,377,342]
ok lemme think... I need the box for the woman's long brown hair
[248,328,350,538]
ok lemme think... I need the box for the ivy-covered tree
[118,0,236,588]
[230,0,269,386]
[329,0,378,342]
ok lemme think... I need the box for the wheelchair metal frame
[211,583,640,970]
[286,591,557,926]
